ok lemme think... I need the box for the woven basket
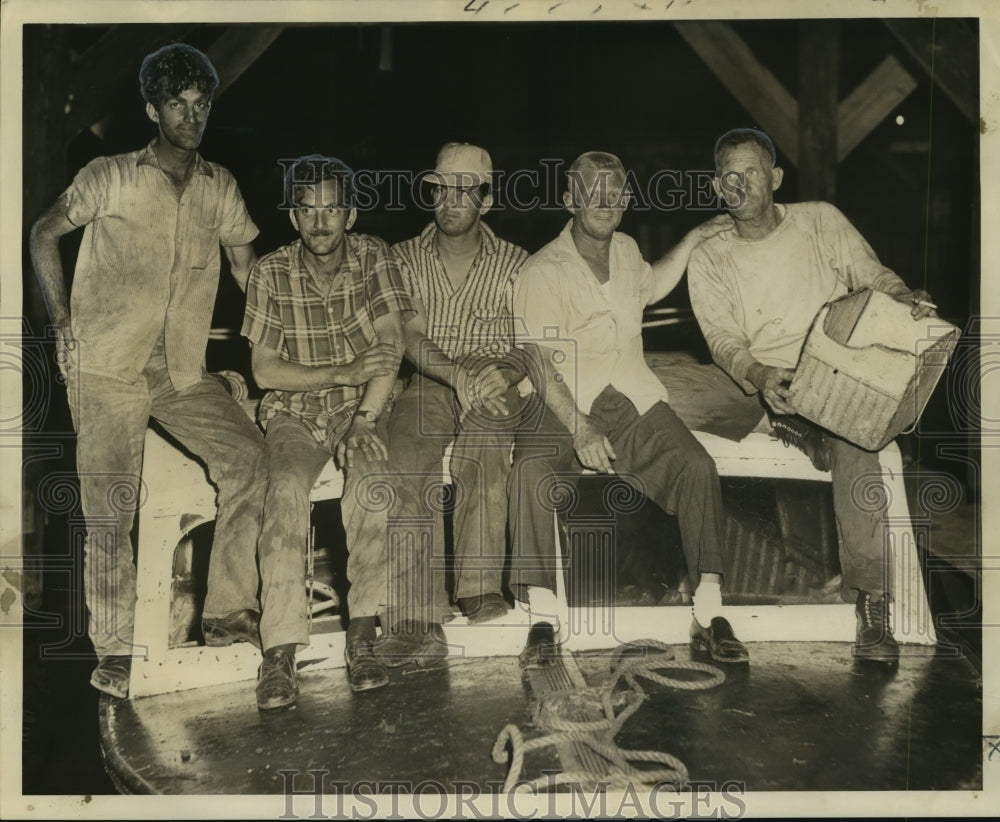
[789,288,960,451]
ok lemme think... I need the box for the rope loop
[493,639,726,793]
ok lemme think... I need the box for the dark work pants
[660,363,891,601]
[508,385,726,597]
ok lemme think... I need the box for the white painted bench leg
[130,513,182,698]
[879,443,937,645]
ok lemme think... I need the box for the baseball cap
[425,142,493,188]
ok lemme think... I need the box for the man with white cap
[375,142,552,665]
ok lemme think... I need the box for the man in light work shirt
[509,151,746,666]
[243,155,412,707]
[29,44,267,699]
[688,127,937,664]
[377,142,551,665]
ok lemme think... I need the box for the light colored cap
[425,142,493,188]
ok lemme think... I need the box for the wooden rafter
[65,24,193,139]
[673,21,799,165]
[204,25,286,98]
[798,21,839,200]
[675,20,921,182]
[68,24,286,140]
[883,18,977,125]
[838,55,918,162]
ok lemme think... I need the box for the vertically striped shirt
[242,234,414,442]
[392,222,528,362]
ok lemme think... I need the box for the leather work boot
[372,620,449,668]
[256,647,298,710]
[518,622,558,671]
[767,412,832,472]
[457,592,509,624]
[90,655,132,699]
[203,608,262,649]
[853,590,899,664]
[345,641,390,692]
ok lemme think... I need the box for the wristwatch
[353,409,378,425]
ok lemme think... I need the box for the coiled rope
[491,639,724,793]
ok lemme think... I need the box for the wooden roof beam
[798,20,839,201]
[673,21,799,165]
[204,25,286,98]
[67,25,285,140]
[65,24,194,139]
[838,55,918,162]
[883,18,977,125]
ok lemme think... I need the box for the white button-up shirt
[514,220,668,415]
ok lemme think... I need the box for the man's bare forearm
[251,355,347,392]
[30,220,72,328]
[403,322,460,388]
[358,316,405,415]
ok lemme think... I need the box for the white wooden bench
[129,419,935,698]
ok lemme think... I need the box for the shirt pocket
[189,221,220,270]
[468,297,511,342]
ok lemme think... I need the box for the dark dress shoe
[690,617,749,663]
[345,641,390,692]
[90,655,131,699]
[458,593,509,624]
[519,622,558,670]
[372,621,449,668]
[256,647,298,710]
[203,608,262,649]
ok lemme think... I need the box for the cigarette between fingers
[914,299,937,309]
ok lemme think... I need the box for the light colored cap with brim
[424,142,493,188]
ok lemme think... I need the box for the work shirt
[63,141,258,390]
[392,222,528,363]
[242,234,414,443]
[514,220,669,416]
[688,201,910,393]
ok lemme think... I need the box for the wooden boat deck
[99,640,982,795]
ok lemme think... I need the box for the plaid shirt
[392,222,528,362]
[242,234,414,442]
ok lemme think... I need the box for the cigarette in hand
[912,298,937,310]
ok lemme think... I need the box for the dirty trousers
[67,337,266,658]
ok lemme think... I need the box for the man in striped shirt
[30,44,267,700]
[376,143,552,664]
[243,155,413,707]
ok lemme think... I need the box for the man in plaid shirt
[242,155,413,708]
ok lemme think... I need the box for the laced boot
[853,590,899,664]
[256,646,298,710]
[767,412,832,472]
